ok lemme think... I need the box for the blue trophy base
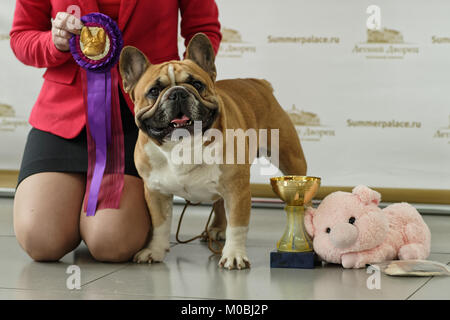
[270,250,316,269]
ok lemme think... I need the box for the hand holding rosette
[52,12,84,52]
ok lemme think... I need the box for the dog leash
[175,200,223,255]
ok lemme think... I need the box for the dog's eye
[326,227,331,233]
[191,80,204,92]
[147,87,160,98]
[349,217,356,224]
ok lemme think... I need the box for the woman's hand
[52,12,83,52]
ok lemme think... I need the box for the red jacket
[10,0,221,139]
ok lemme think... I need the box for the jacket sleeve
[178,0,222,56]
[9,0,71,68]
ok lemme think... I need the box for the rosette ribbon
[70,13,124,216]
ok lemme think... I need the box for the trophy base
[270,250,316,269]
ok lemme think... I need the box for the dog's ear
[186,33,217,81]
[119,46,150,94]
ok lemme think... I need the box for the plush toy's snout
[329,223,358,249]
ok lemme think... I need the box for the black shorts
[17,89,140,187]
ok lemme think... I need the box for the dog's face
[119,33,220,143]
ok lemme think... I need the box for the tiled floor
[0,197,449,300]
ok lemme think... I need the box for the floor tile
[408,274,450,300]
[407,257,450,300]
[81,246,450,300]
[423,216,450,254]
[0,237,128,291]
[1,198,449,300]
[0,288,205,300]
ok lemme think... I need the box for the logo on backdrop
[353,6,419,59]
[346,118,422,129]
[287,105,335,142]
[0,34,9,41]
[217,27,256,58]
[433,115,450,144]
[431,35,450,44]
[267,35,340,46]
[0,103,29,132]
[352,27,419,59]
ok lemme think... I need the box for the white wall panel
[1,0,449,191]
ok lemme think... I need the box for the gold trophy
[270,176,321,268]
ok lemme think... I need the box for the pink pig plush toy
[304,185,431,268]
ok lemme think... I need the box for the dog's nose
[168,88,189,101]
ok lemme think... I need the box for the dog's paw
[219,248,250,270]
[208,227,226,241]
[133,244,169,264]
[133,248,154,263]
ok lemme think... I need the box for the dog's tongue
[171,114,190,125]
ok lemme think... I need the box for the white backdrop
[1,0,449,190]
[0,1,41,170]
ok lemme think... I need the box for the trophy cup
[270,176,321,269]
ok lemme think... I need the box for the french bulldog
[119,33,307,269]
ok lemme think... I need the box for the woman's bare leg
[13,172,85,261]
[80,175,151,263]
[14,173,150,263]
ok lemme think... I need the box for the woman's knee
[83,216,150,262]
[21,234,80,262]
[13,172,85,262]
[80,175,151,262]
[15,217,81,262]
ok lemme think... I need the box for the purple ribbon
[70,13,124,216]
[85,71,112,216]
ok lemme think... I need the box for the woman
[10,0,221,262]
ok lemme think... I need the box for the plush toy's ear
[304,206,316,238]
[352,185,381,206]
